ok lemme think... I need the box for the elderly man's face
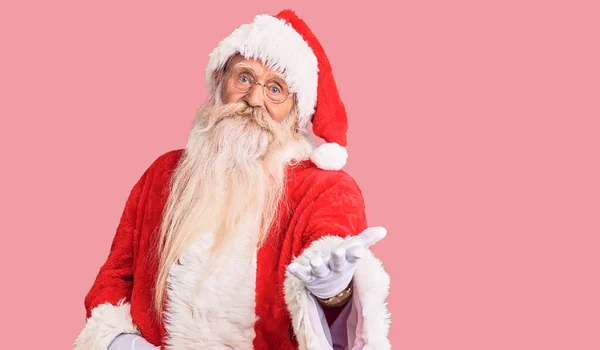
[221,54,294,123]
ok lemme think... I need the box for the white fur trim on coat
[284,235,391,349]
[205,14,319,128]
[163,222,259,349]
[73,298,140,350]
[310,143,348,171]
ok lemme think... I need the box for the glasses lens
[232,70,252,93]
[265,82,289,104]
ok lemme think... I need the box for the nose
[243,84,265,108]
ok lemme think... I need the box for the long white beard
[157,100,290,348]
[158,99,312,268]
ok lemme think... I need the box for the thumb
[357,226,387,248]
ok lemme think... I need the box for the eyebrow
[231,61,287,82]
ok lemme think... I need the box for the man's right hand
[108,333,159,350]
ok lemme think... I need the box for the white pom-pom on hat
[310,143,348,171]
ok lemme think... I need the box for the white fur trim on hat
[310,142,348,171]
[205,14,319,128]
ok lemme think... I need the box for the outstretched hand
[287,226,387,299]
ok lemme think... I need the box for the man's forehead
[228,55,286,81]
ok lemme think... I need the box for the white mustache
[197,102,275,133]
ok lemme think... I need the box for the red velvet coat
[74,149,390,350]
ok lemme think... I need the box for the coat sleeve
[283,172,391,350]
[74,165,152,350]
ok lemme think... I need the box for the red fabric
[275,9,348,147]
[323,304,346,326]
[82,149,367,349]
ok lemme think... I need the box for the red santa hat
[205,9,349,171]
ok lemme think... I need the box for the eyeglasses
[225,67,291,104]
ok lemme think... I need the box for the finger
[356,226,387,249]
[346,245,366,263]
[310,254,331,278]
[287,262,313,283]
[330,247,347,272]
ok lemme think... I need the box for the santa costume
[74,9,391,350]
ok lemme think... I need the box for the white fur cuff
[74,299,140,350]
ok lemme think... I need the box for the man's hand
[287,226,387,299]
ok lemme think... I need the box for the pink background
[1,0,598,349]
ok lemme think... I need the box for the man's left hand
[287,226,387,299]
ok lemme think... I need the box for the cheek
[271,111,286,123]
[272,101,294,122]
[222,84,240,104]
[222,89,234,103]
